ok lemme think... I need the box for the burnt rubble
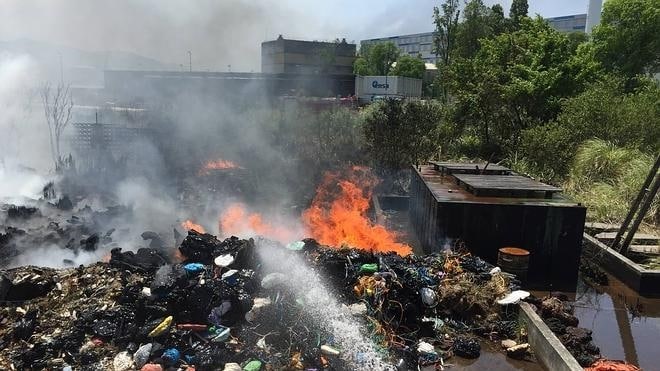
[0,200,134,267]
[0,229,568,370]
[526,295,601,366]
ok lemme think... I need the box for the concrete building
[546,14,587,33]
[261,35,356,75]
[586,0,605,33]
[361,32,436,64]
[103,70,355,104]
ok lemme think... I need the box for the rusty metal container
[498,247,530,281]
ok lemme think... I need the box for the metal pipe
[620,170,660,255]
[612,154,660,251]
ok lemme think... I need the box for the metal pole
[187,51,192,72]
[385,60,388,98]
[620,170,660,255]
[612,154,660,250]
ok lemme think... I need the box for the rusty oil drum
[497,247,530,282]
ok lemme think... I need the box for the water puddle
[573,274,660,370]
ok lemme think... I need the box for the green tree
[392,54,426,79]
[509,0,529,28]
[592,0,660,80]
[454,0,493,59]
[433,0,461,67]
[353,42,400,75]
[444,17,591,158]
[489,4,507,35]
[363,100,442,169]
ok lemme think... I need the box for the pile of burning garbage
[0,229,546,370]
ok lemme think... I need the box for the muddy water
[451,342,545,370]
[573,275,660,370]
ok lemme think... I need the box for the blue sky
[306,0,591,41]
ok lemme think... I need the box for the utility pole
[187,51,192,72]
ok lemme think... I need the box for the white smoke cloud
[0,52,55,202]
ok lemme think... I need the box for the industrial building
[355,76,422,104]
[546,14,587,33]
[103,70,355,104]
[261,35,356,75]
[360,32,436,64]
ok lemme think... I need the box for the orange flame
[181,219,206,234]
[199,159,241,175]
[219,203,297,243]
[302,166,411,256]
[173,248,186,263]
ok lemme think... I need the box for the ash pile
[0,230,588,370]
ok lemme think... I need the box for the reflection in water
[573,274,660,370]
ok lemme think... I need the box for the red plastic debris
[176,323,207,332]
[585,359,641,371]
[140,364,163,371]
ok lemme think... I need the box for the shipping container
[355,75,422,103]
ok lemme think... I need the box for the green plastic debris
[359,263,378,274]
[243,360,262,371]
[285,241,305,251]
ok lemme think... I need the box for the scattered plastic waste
[586,359,641,371]
[162,348,181,364]
[210,326,231,342]
[134,343,153,368]
[321,344,341,356]
[148,316,173,337]
[113,351,133,371]
[214,254,235,267]
[0,230,576,370]
[223,362,242,371]
[245,297,272,322]
[497,290,530,305]
[176,324,207,332]
[243,359,262,371]
[359,263,378,274]
[420,287,438,307]
[417,341,436,355]
[501,339,517,349]
[141,364,163,371]
[183,263,205,274]
[506,343,530,359]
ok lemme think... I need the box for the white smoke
[0,52,55,203]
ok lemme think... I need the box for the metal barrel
[497,247,530,282]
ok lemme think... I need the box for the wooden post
[612,154,660,251]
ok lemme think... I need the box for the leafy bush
[516,78,660,182]
[565,140,658,224]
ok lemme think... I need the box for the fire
[302,166,411,256]
[181,219,206,234]
[219,203,297,243]
[173,248,186,263]
[199,159,241,175]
